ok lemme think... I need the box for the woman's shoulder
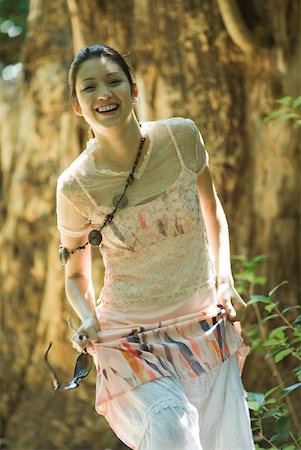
[57,139,95,191]
[145,117,198,138]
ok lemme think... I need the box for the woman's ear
[71,98,83,116]
[131,83,138,103]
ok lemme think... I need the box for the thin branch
[216,0,257,55]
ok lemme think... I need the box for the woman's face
[73,56,137,131]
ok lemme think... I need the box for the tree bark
[0,0,299,448]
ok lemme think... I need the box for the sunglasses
[44,320,92,391]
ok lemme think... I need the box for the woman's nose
[96,85,112,100]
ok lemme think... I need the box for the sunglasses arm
[44,342,61,390]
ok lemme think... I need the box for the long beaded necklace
[59,135,146,265]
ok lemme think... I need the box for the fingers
[72,332,89,352]
[222,297,237,321]
[216,283,246,322]
[85,342,96,356]
[71,337,95,355]
[71,316,101,352]
[77,317,100,341]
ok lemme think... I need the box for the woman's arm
[197,167,246,319]
[197,167,232,281]
[60,232,100,350]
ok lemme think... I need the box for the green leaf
[266,346,285,357]
[270,434,279,443]
[283,305,301,313]
[253,275,267,285]
[293,365,301,378]
[275,416,290,440]
[293,96,301,108]
[247,401,261,412]
[274,349,292,363]
[269,281,289,297]
[280,112,301,119]
[265,386,280,397]
[246,253,268,267]
[248,402,263,412]
[269,326,288,339]
[235,272,266,284]
[291,328,301,338]
[293,315,301,325]
[251,254,267,264]
[263,339,281,347]
[264,108,287,121]
[281,446,296,450]
[273,113,301,125]
[248,295,271,305]
[231,255,246,261]
[265,302,279,313]
[262,314,279,322]
[290,336,301,345]
[247,392,265,412]
[234,272,253,281]
[261,407,280,419]
[280,382,301,398]
[275,96,292,105]
[265,398,277,405]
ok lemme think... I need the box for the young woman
[57,44,255,450]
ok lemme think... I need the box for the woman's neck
[93,116,144,171]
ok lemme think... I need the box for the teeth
[96,104,118,113]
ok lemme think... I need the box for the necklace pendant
[59,245,69,265]
[113,193,128,209]
[88,229,102,246]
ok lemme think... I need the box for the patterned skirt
[93,285,249,415]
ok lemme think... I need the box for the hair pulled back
[68,44,134,101]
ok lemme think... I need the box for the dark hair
[68,44,135,101]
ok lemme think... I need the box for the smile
[95,104,119,113]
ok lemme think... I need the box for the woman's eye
[109,80,121,86]
[82,85,95,91]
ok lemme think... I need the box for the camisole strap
[166,124,185,169]
[73,173,98,207]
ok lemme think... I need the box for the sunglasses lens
[73,352,92,379]
[63,380,79,390]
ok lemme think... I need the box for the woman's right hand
[71,316,101,354]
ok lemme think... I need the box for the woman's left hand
[216,277,247,321]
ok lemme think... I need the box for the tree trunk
[1,0,299,448]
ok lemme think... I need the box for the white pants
[104,355,255,450]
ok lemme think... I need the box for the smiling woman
[55,43,254,450]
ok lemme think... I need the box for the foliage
[0,0,29,78]
[264,96,301,129]
[232,255,301,449]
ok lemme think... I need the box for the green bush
[233,255,301,449]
